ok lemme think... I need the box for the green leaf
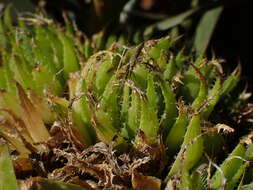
[0,19,7,48]
[159,80,177,135]
[3,5,12,30]
[127,91,141,138]
[34,25,56,73]
[9,55,34,90]
[0,67,6,89]
[95,55,118,96]
[139,97,159,144]
[148,37,171,60]
[2,0,34,13]
[0,144,19,190]
[32,64,63,96]
[194,6,223,55]
[191,77,207,110]
[226,162,248,190]
[167,114,203,178]
[70,74,96,145]
[60,34,80,79]
[221,64,241,97]
[144,7,199,37]
[166,101,188,155]
[46,26,64,72]
[202,77,222,119]
[180,56,203,102]
[210,143,246,189]
[241,183,253,190]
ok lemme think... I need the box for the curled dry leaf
[132,171,161,190]
[16,136,164,190]
[215,124,234,134]
[131,156,161,190]
[13,157,33,178]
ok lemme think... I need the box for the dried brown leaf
[14,157,33,177]
[132,170,161,190]
[0,109,34,144]
[19,177,85,190]
[67,177,100,190]
[28,89,53,123]
[16,82,50,143]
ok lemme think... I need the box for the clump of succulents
[1,7,253,190]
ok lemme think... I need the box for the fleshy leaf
[0,144,19,190]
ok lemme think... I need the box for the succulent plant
[1,7,253,190]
